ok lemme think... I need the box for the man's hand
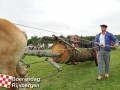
[111,44,118,49]
[114,44,118,47]
[98,43,104,47]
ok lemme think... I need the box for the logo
[0,74,12,88]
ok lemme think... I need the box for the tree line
[27,34,120,46]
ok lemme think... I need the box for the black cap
[100,24,108,28]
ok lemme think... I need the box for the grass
[0,49,120,90]
[26,49,120,90]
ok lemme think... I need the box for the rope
[14,23,67,36]
[14,22,120,52]
[14,23,98,43]
[14,23,120,49]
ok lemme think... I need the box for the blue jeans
[98,48,110,75]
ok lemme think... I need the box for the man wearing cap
[95,24,119,80]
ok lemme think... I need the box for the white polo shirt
[99,33,105,46]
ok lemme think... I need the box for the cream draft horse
[0,19,30,90]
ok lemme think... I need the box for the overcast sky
[0,0,120,38]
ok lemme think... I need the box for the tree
[27,36,40,46]
[115,35,120,40]
[27,39,32,45]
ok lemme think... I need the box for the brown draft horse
[0,18,31,90]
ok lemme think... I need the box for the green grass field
[0,49,120,90]
[25,49,120,90]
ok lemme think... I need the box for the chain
[20,56,62,81]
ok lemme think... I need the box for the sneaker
[105,74,109,78]
[96,75,103,80]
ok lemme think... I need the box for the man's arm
[95,34,99,42]
[95,34,101,46]
[110,33,119,47]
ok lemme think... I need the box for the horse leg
[16,60,29,78]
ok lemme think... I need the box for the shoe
[105,74,109,78]
[96,75,103,80]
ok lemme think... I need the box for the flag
[0,74,13,88]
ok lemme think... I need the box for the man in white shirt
[95,24,119,80]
